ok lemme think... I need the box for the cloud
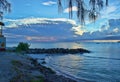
[4,17,86,37]
[113,28,119,33]
[26,36,56,42]
[42,1,56,6]
[97,19,120,37]
[4,17,80,42]
[72,25,85,35]
[4,17,120,43]
[4,18,77,28]
[4,30,58,42]
[64,6,78,13]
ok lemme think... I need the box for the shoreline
[0,52,88,82]
[29,57,78,82]
[3,47,91,82]
[29,56,88,82]
[28,54,88,82]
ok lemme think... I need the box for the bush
[16,42,30,52]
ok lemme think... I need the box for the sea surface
[7,42,120,82]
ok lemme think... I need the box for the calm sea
[7,42,120,82]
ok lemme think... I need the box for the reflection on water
[45,42,120,82]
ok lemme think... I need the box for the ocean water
[8,42,120,82]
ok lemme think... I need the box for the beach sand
[0,52,79,82]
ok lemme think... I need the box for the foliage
[30,76,44,82]
[58,0,108,25]
[0,22,4,26]
[16,42,30,52]
[0,0,11,20]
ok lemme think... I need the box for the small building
[0,22,6,51]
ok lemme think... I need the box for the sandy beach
[0,52,80,82]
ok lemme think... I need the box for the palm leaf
[106,0,108,6]
[58,0,63,13]
[0,0,11,20]
[68,0,73,18]
[58,0,109,25]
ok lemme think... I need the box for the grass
[30,77,44,82]
[10,73,24,82]
[11,60,23,67]
[10,59,45,82]
[10,74,44,82]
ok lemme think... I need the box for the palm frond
[58,0,63,13]
[0,0,11,20]
[106,0,108,6]
[76,0,86,25]
[89,0,96,10]
[89,10,99,22]
[0,21,4,26]
[58,0,109,25]
[97,0,103,10]
[68,0,73,18]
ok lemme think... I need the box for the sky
[2,0,120,42]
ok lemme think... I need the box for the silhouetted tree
[16,42,30,52]
[0,0,10,36]
[58,0,108,25]
[0,0,11,20]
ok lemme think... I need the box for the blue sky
[5,0,67,19]
[3,0,120,42]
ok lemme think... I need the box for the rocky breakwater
[27,48,90,54]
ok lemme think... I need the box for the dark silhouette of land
[27,48,90,54]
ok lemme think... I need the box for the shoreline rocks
[27,48,90,54]
[29,58,77,82]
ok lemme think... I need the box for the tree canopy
[58,0,108,25]
[16,42,30,52]
[0,0,11,20]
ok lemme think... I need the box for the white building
[0,22,6,51]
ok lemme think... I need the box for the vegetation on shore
[16,42,30,52]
